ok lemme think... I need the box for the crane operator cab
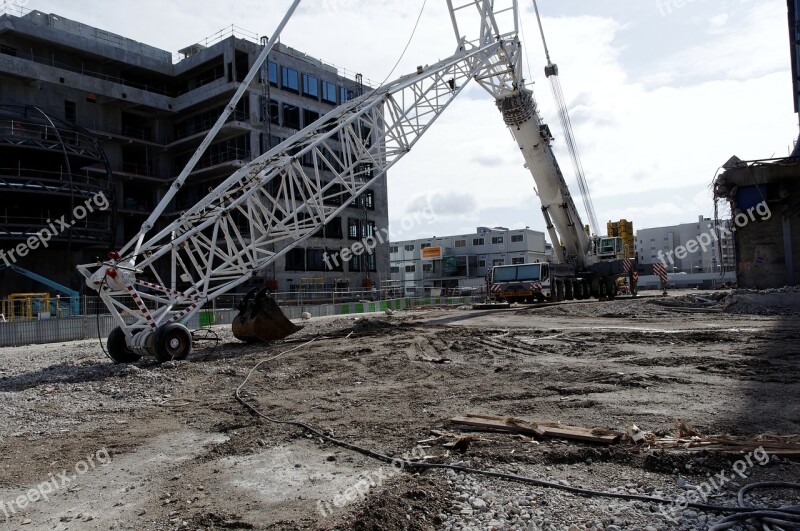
[596,237,626,261]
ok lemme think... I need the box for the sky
[12,0,798,240]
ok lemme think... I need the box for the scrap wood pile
[629,422,800,456]
[446,415,800,456]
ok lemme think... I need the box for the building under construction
[0,8,388,297]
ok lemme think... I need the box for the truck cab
[490,262,551,303]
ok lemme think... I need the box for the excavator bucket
[232,288,301,342]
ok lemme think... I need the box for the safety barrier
[0,296,478,348]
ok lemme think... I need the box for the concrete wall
[735,204,800,289]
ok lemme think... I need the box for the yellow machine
[2,292,52,321]
[607,219,635,259]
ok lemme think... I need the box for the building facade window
[478,259,486,268]
[340,86,354,102]
[303,108,320,127]
[511,234,524,243]
[455,239,466,248]
[268,61,278,85]
[364,253,376,272]
[389,245,398,254]
[282,103,300,129]
[282,66,299,92]
[64,100,76,122]
[362,220,376,238]
[492,258,504,267]
[348,218,360,240]
[390,266,400,274]
[285,248,305,271]
[302,73,319,98]
[512,257,525,264]
[349,254,361,272]
[405,264,416,273]
[420,243,431,249]
[422,263,433,272]
[269,99,280,125]
[473,238,484,246]
[351,190,375,210]
[404,244,415,252]
[322,81,337,103]
[492,236,504,244]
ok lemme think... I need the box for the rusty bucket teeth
[232,288,301,342]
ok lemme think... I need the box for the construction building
[634,216,735,274]
[0,8,387,297]
[713,157,799,288]
[389,226,548,295]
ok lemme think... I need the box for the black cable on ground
[95,276,115,363]
[709,482,800,530]
[234,340,800,524]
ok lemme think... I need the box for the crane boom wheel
[107,327,143,364]
[153,323,192,363]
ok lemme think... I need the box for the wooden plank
[536,424,620,445]
[450,414,621,445]
[450,415,545,437]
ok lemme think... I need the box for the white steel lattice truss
[78,1,524,352]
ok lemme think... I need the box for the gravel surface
[0,292,798,530]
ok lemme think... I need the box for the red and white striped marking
[170,303,198,323]
[125,285,157,329]
[623,259,634,273]
[653,263,668,284]
[134,280,201,302]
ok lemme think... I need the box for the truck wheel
[154,323,192,363]
[565,281,574,300]
[107,327,142,364]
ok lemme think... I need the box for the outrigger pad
[232,288,301,342]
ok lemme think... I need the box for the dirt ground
[0,290,798,530]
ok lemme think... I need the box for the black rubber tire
[153,323,192,363]
[565,281,574,301]
[606,279,617,300]
[107,327,142,364]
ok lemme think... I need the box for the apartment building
[389,226,547,293]
[0,8,388,296]
[634,215,735,273]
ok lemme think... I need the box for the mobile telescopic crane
[78,0,636,362]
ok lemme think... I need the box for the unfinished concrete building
[714,157,799,289]
[0,9,388,298]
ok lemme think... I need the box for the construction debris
[629,422,800,455]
